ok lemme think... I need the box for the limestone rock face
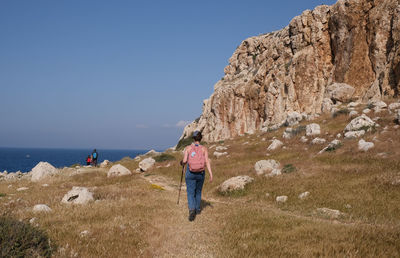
[180,0,400,142]
[107,164,132,177]
[31,162,58,182]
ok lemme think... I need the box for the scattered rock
[29,217,37,224]
[300,136,308,143]
[316,208,344,219]
[388,102,400,110]
[362,108,371,114]
[42,184,49,187]
[368,100,387,109]
[33,204,52,213]
[347,102,359,108]
[139,157,156,172]
[269,169,282,176]
[215,146,228,151]
[61,187,94,205]
[16,187,29,192]
[285,112,302,126]
[80,230,90,238]
[100,160,110,168]
[318,139,341,154]
[214,151,228,158]
[298,192,310,200]
[344,114,376,132]
[336,133,342,138]
[358,139,374,151]
[311,138,326,145]
[254,160,280,176]
[218,176,254,193]
[306,123,321,136]
[107,164,132,177]
[321,98,333,113]
[349,110,358,117]
[283,128,294,139]
[31,162,58,182]
[276,196,288,203]
[267,139,283,151]
[344,130,366,139]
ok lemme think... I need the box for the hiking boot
[188,210,196,221]
[195,209,201,215]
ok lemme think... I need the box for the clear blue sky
[0,0,337,150]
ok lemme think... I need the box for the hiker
[181,131,213,221]
[92,149,98,167]
[86,155,92,166]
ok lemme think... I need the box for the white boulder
[326,83,355,102]
[276,196,288,203]
[139,157,156,172]
[349,110,358,117]
[31,162,58,182]
[107,164,132,177]
[344,114,376,132]
[283,128,294,139]
[215,146,228,151]
[33,204,52,213]
[388,102,400,110]
[61,186,94,205]
[306,123,321,136]
[362,108,371,114]
[321,98,333,113]
[267,139,283,151]
[254,160,280,176]
[318,139,341,154]
[214,151,228,158]
[317,208,344,219]
[285,112,302,126]
[358,139,374,151]
[17,187,29,192]
[298,192,310,200]
[368,100,387,109]
[218,176,254,193]
[100,160,110,168]
[300,136,308,143]
[344,130,365,139]
[311,138,326,145]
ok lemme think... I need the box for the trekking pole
[177,163,185,204]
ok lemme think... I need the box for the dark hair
[192,131,202,142]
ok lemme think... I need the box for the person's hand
[209,174,213,183]
[180,160,185,166]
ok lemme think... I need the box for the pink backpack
[187,144,206,172]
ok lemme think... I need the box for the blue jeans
[185,166,205,211]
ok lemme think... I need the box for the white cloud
[175,120,191,128]
[136,124,148,129]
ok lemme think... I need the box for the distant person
[181,131,213,222]
[86,155,92,166]
[92,149,98,167]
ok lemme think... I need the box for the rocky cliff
[180,0,400,142]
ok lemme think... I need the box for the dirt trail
[140,174,226,257]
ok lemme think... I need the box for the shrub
[282,164,296,174]
[176,137,193,151]
[69,163,81,168]
[292,125,306,136]
[0,216,56,257]
[332,108,350,118]
[154,153,176,163]
[0,193,6,197]
[326,143,342,152]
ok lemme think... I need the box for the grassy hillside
[1,101,400,257]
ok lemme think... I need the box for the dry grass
[1,102,400,256]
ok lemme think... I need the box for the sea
[0,148,150,173]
